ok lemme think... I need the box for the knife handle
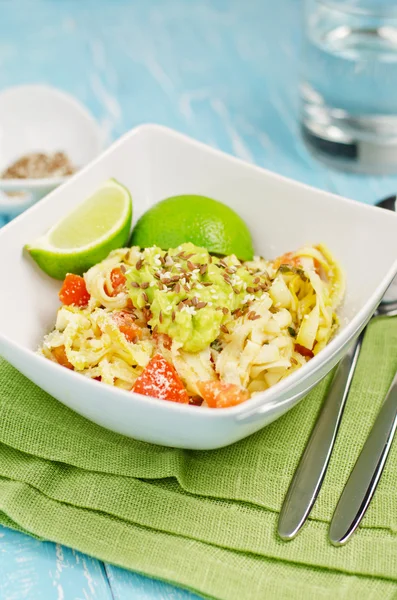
[329,371,397,546]
[278,335,362,541]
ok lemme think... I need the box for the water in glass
[302,0,397,173]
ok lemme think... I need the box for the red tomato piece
[197,380,250,409]
[295,343,314,358]
[112,311,142,343]
[133,354,189,403]
[107,267,127,296]
[153,331,173,350]
[52,345,74,370]
[59,274,90,307]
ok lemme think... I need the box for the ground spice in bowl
[1,151,75,179]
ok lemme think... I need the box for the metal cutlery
[329,364,397,545]
[278,335,363,540]
[278,194,397,543]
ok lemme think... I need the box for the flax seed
[141,281,149,289]
[247,311,260,320]
[142,292,149,303]
[135,258,143,270]
[130,281,139,288]
[143,306,152,321]
[220,324,229,334]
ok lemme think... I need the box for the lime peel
[25,178,132,280]
[130,194,254,261]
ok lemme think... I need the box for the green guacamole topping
[126,243,267,352]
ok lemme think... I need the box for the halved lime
[26,179,132,279]
[130,195,254,261]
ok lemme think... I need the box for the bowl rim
[1,123,397,420]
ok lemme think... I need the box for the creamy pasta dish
[39,243,345,408]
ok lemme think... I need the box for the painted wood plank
[105,565,201,600]
[0,525,113,600]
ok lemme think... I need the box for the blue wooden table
[1,1,397,598]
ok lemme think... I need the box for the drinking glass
[301,0,397,174]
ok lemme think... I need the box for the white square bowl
[1,124,397,450]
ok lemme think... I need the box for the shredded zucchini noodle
[39,243,345,408]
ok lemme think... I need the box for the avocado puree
[126,243,265,352]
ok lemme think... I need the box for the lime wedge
[26,179,132,279]
[130,194,254,261]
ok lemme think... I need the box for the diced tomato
[112,311,142,343]
[295,343,314,359]
[153,331,173,350]
[273,252,301,271]
[52,345,74,370]
[197,380,250,409]
[107,267,127,296]
[59,274,90,307]
[133,354,189,404]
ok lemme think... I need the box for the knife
[329,370,397,545]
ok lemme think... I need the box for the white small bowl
[0,125,397,449]
[0,84,104,218]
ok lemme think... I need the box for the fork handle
[277,335,362,541]
[329,372,397,546]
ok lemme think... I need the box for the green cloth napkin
[1,316,397,600]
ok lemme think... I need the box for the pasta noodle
[39,243,345,407]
